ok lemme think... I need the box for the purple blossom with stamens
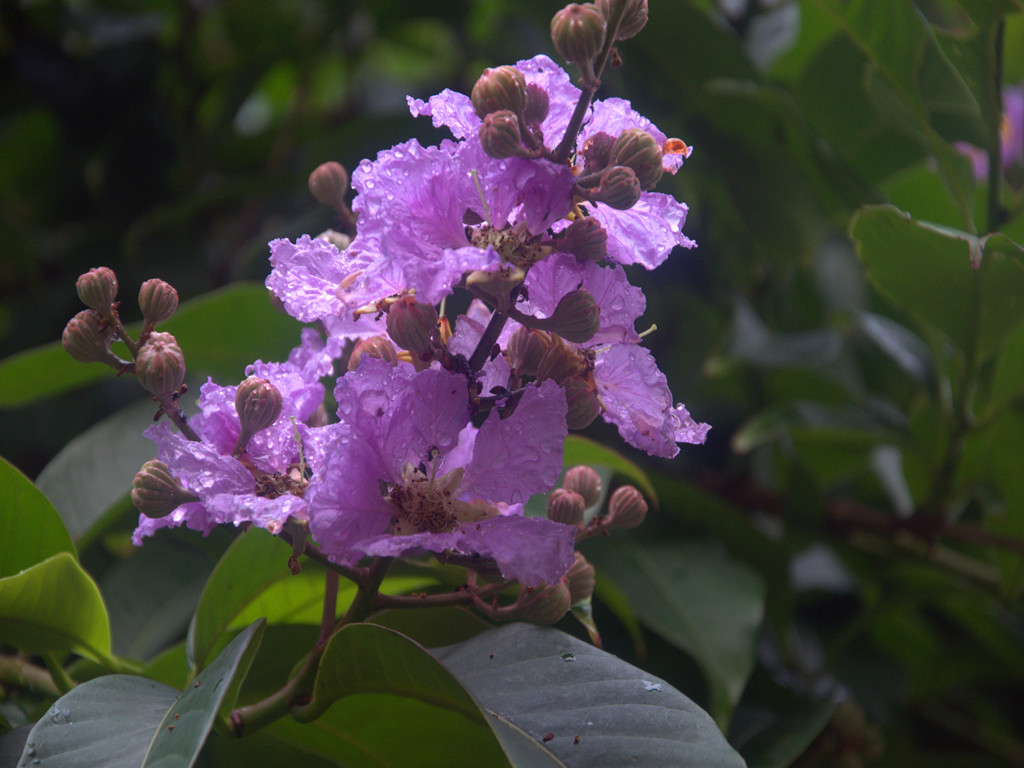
[131,344,329,545]
[305,358,576,585]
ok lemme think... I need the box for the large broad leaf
[286,623,513,767]
[434,622,747,768]
[584,537,765,724]
[0,455,74,577]
[852,205,1024,360]
[16,620,263,768]
[0,552,112,664]
[34,398,165,544]
[0,283,301,409]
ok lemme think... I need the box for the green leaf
[987,316,1024,415]
[852,205,1024,360]
[0,283,301,409]
[434,622,747,768]
[16,621,263,768]
[0,552,112,664]
[584,537,765,724]
[563,435,657,506]
[0,455,74,577]
[369,606,493,647]
[290,623,511,766]
[34,398,163,544]
[186,529,434,670]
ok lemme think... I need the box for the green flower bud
[479,110,523,159]
[236,377,283,435]
[138,278,178,324]
[132,460,199,518]
[507,327,553,378]
[607,485,647,528]
[471,65,527,120]
[560,217,607,262]
[564,377,601,429]
[610,128,663,190]
[348,335,399,371]
[524,83,550,127]
[565,552,596,604]
[597,0,648,40]
[309,161,350,212]
[562,465,601,508]
[75,267,118,316]
[135,332,186,397]
[386,296,438,354]
[547,488,586,526]
[536,338,586,384]
[594,165,641,209]
[62,309,116,365]
[545,288,600,343]
[551,3,607,72]
[521,581,572,625]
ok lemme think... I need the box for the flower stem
[467,309,509,373]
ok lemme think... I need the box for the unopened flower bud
[597,0,648,40]
[536,338,586,384]
[521,581,572,625]
[309,161,350,212]
[610,128,663,190]
[236,377,283,435]
[579,132,615,177]
[132,460,199,518]
[560,217,607,262]
[562,465,602,507]
[546,288,600,343]
[607,485,647,528]
[564,377,601,429]
[471,65,527,120]
[62,310,115,365]
[524,83,550,126]
[566,552,596,604]
[551,3,607,71]
[479,110,523,159]
[135,332,186,397]
[348,335,399,371]
[386,296,438,354]
[594,165,641,209]
[507,327,552,377]
[76,267,118,315]
[138,279,178,324]
[547,488,586,526]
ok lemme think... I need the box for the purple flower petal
[596,192,695,269]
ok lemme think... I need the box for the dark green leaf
[584,537,765,723]
[0,283,301,409]
[15,621,263,768]
[434,622,747,768]
[0,552,112,664]
[369,606,493,647]
[0,455,74,578]
[852,205,1024,359]
[290,623,511,767]
[34,398,163,544]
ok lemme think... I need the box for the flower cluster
[71,1,708,608]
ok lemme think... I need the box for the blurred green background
[4,1,1024,765]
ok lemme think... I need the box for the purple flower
[517,253,709,458]
[132,345,329,545]
[305,359,576,585]
[412,54,695,269]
